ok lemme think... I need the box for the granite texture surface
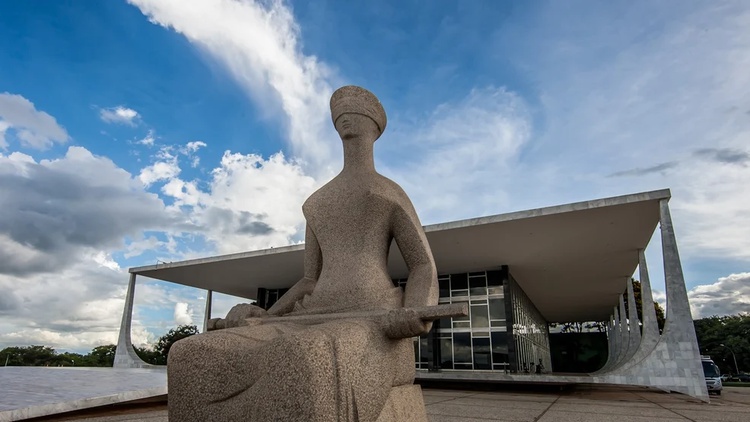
[168,86,439,421]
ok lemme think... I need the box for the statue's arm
[392,196,439,309]
[383,195,439,339]
[266,224,321,316]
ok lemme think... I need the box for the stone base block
[375,384,428,422]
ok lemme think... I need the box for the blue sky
[1,0,748,353]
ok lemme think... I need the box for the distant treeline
[1,325,199,367]
[694,314,750,375]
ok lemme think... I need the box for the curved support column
[113,273,156,369]
[612,250,660,372]
[611,306,623,368]
[202,290,213,333]
[593,199,708,402]
[620,278,641,365]
[612,294,630,369]
[593,313,616,374]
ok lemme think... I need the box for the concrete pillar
[202,290,213,333]
[594,199,708,402]
[594,313,616,374]
[622,278,641,363]
[612,305,622,368]
[615,294,629,367]
[113,274,154,368]
[613,250,660,371]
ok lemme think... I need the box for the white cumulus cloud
[0,92,69,150]
[128,0,340,176]
[689,273,750,319]
[100,106,140,126]
[173,302,194,325]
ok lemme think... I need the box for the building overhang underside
[130,189,670,323]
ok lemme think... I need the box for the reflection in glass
[472,337,491,370]
[489,298,505,320]
[420,336,429,365]
[440,337,453,369]
[470,305,489,328]
[453,332,472,363]
[491,332,509,365]
[470,275,487,296]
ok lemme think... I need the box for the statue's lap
[169,318,415,408]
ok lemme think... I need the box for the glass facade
[258,266,551,374]
[397,270,511,371]
[507,273,551,373]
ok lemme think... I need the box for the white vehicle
[701,356,723,395]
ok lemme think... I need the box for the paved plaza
[19,385,750,421]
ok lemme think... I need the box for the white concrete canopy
[130,189,669,323]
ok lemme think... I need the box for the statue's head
[330,86,387,142]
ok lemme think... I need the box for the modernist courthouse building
[114,189,709,401]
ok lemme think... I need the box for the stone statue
[168,86,455,421]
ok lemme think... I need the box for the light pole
[720,343,740,375]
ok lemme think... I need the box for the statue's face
[335,113,380,141]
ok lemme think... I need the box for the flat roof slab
[0,367,166,421]
[131,189,670,322]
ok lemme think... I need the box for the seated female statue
[168,86,438,422]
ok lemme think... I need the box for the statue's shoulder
[371,174,412,208]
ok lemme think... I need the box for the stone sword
[242,302,468,326]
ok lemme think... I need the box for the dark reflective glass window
[420,336,429,364]
[470,276,487,296]
[487,270,502,286]
[438,277,450,298]
[439,337,453,369]
[451,273,468,290]
[473,337,491,370]
[489,298,505,320]
[491,332,509,365]
[471,305,489,328]
[454,363,472,370]
[453,333,472,363]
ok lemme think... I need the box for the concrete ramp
[0,367,167,421]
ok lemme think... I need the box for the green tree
[0,345,58,366]
[88,344,117,366]
[623,279,666,334]
[153,324,199,364]
[694,314,750,375]
[135,346,163,365]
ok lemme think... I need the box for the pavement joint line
[423,390,482,406]
[633,392,698,422]
[532,393,560,421]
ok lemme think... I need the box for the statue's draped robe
[168,286,415,422]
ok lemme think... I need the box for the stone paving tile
[668,408,750,422]
[465,392,558,403]
[555,397,659,407]
[424,396,459,404]
[429,415,503,422]
[549,402,680,418]
[422,389,475,397]
[441,396,550,411]
[426,403,545,422]
[536,410,690,422]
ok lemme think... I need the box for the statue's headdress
[330,86,387,136]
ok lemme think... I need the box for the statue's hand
[383,308,429,339]
[209,303,267,331]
